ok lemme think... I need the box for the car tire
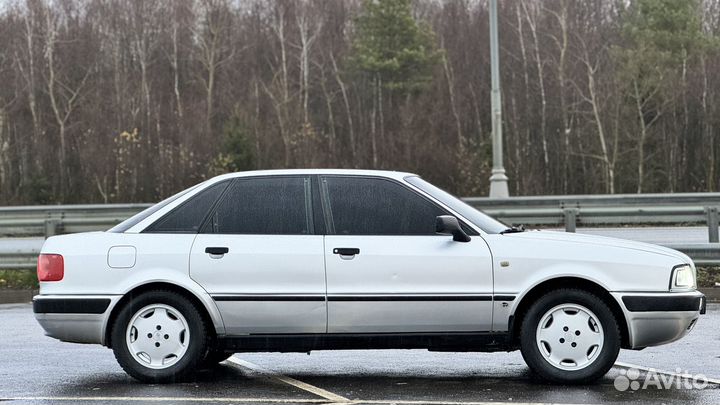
[519,288,620,384]
[111,290,210,383]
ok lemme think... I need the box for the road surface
[0,303,718,405]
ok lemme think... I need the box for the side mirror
[435,215,471,242]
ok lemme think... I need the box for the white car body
[33,169,705,383]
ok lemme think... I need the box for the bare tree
[576,37,616,193]
[0,0,718,204]
[194,0,235,137]
[521,0,549,187]
[44,6,92,195]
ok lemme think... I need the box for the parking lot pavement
[1,303,718,405]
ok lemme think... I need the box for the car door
[189,175,327,335]
[321,175,494,333]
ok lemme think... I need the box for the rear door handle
[333,248,359,256]
[205,247,229,255]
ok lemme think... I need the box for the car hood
[507,230,691,263]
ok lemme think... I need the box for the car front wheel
[111,290,210,383]
[519,288,621,384]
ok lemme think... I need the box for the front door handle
[205,247,229,256]
[333,248,359,256]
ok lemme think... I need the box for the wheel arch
[508,276,630,349]
[103,281,222,348]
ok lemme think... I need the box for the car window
[144,181,230,233]
[322,176,447,235]
[108,182,204,233]
[207,176,311,235]
[405,176,508,234]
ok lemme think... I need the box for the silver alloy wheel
[535,303,604,371]
[126,304,190,369]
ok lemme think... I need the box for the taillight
[37,254,64,282]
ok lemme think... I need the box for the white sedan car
[34,169,705,384]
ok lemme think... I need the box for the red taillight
[37,254,64,282]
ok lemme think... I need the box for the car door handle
[205,247,229,255]
[333,248,359,256]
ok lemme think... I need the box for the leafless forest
[0,0,719,204]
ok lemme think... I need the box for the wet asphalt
[0,302,718,405]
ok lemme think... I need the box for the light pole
[488,0,509,198]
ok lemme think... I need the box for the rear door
[189,176,326,334]
[321,176,494,333]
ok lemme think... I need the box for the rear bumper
[612,291,705,349]
[33,295,120,344]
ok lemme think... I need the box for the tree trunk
[441,50,463,149]
[701,55,715,190]
[523,1,549,188]
[172,18,183,120]
[556,0,570,193]
[515,1,530,194]
[45,12,67,196]
[634,80,647,193]
[370,75,378,168]
[331,53,356,166]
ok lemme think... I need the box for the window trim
[310,175,327,235]
[142,180,232,234]
[199,175,316,236]
[318,175,478,237]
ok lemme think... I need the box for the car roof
[211,169,418,182]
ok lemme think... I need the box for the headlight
[670,264,696,290]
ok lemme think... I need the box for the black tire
[519,288,620,384]
[111,290,210,383]
[199,349,234,368]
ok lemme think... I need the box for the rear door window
[206,176,312,235]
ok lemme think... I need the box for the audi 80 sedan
[34,169,705,384]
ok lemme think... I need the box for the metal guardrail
[466,193,720,242]
[0,203,150,238]
[1,254,36,270]
[667,244,720,266]
[0,192,719,268]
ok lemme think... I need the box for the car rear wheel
[519,288,620,384]
[111,290,210,383]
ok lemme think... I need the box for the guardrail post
[44,219,59,238]
[563,208,578,233]
[706,207,719,243]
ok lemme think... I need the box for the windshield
[107,182,204,233]
[405,176,508,234]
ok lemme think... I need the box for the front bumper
[612,291,705,349]
[33,295,120,344]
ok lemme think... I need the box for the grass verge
[698,266,720,288]
[0,269,38,289]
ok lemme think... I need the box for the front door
[190,176,326,334]
[320,176,494,333]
